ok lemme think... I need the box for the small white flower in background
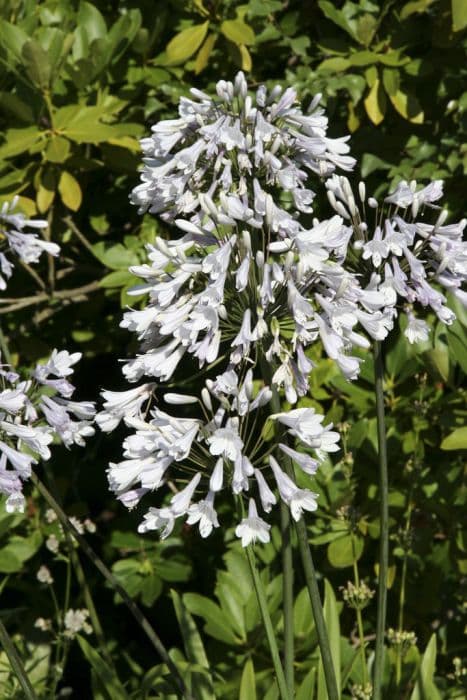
[63,608,92,638]
[35,617,52,632]
[37,565,54,585]
[45,509,57,523]
[46,534,60,554]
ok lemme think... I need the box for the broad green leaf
[221,19,255,45]
[92,242,139,270]
[328,534,364,568]
[296,668,316,700]
[58,171,82,211]
[45,135,71,163]
[441,427,467,451]
[293,587,315,638]
[37,184,55,213]
[239,658,256,700]
[0,127,43,160]
[452,0,467,31]
[382,68,400,96]
[77,1,107,43]
[349,50,378,67]
[389,90,424,123]
[0,92,34,123]
[21,40,51,89]
[410,634,441,700]
[356,14,378,46]
[0,533,42,573]
[183,593,238,645]
[166,22,209,63]
[194,34,217,74]
[364,79,386,125]
[239,44,252,71]
[317,580,341,699]
[99,270,138,289]
[0,20,28,60]
[400,0,436,20]
[318,1,358,41]
[318,57,351,72]
[171,590,215,700]
[77,636,128,700]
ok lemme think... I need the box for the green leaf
[0,92,34,124]
[0,533,42,573]
[382,68,400,96]
[99,270,138,289]
[389,90,424,123]
[194,33,217,74]
[183,593,238,645]
[410,634,441,700]
[77,2,107,43]
[58,171,82,211]
[21,40,51,89]
[171,590,215,700]
[296,668,316,700]
[440,427,467,451]
[318,1,358,41]
[45,135,71,163]
[239,658,256,700]
[0,20,28,60]
[0,127,43,160]
[77,636,128,700]
[400,0,436,20]
[349,50,378,67]
[92,242,139,270]
[318,57,351,72]
[317,580,341,699]
[221,19,255,45]
[166,22,209,64]
[328,534,364,568]
[452,0,467,31]
[364,78,387,125]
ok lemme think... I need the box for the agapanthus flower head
[100,72,413,545]
[0,350,96,513]
[326,175,467,342]
[0,198,59,289]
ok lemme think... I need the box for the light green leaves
[441,427,467,450]
[452,0,467,31]
[410,634,441,700]
[166,21,209,64]
[220,19,255,45]
[364,79,386,125]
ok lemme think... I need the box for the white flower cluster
[326,176,467,343]
[101,72,465,546]
[0,197,59,289]
[0,349,96,513]
[100,72,391,546]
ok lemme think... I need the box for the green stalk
[31,473,192,700]
[265,372,338,700]
[372,340,389,700]
[0,619,37,700]
[245,545,291,700]
[280,501,295,696]
[396,499,413,686]
[293,514,339,700]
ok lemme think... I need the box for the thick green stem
[280,501,295,696]
[31,473,192,700]
[372,341,389,700]
[0,619,37,700]
[245,545,291,700]
[294,515,339,700]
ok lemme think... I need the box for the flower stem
[245,544,291,700]
[280,500,295,696]
[293,514,339,700]
[31,473,192,700]
[372,340,389,700]
[0,619,37,700]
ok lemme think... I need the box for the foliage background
[0,0,465,697]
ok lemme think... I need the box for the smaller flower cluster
[0,350,96,513]
[0,198,60,290]
[326,176,467,342]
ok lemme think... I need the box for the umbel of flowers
[98,71,405,545]
[0,202,96,512]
